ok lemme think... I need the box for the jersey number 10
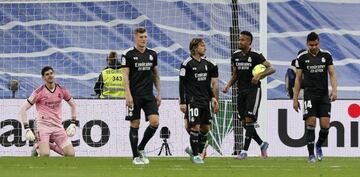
[189,108,199,117]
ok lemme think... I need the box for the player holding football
[122,27,161,165]
[20,66,77,157]
[222,31,275,160]
[179,38,219,164]
[293,32,337,163]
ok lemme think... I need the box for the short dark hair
[307,32,319,42]
[41,66,54,76]
[107,51,117,60]
[134,27,147,34]
[189,38,204,55]
[240,31,253,44]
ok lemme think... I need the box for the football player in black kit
[293,32,337,163]
[122,27,161,165]
[222,31,275,160]
[179,38,219,164]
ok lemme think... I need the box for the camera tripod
[158,139,172,156]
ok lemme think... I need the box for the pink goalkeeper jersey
[27,83,72,128]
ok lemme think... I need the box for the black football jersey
[121,47,158,96]
[231,49,266,90]
[179,56,218,107]
[296,49,333,97]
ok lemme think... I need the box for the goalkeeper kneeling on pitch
[19,66,77,157]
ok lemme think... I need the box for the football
[252,64,266,76]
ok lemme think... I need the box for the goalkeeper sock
[49,143,64,156]
[316,128,329,147]
[138,125,158,151]
[129,127,139,158]
[198,131,208,153]
[252,129,263,146]
[306,125,315,156]
[190,130,199,156]
[244,124,255,151]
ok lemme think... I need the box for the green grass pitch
[0,157,359,177]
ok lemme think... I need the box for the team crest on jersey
[58,93,61,98]
[321,57,325,63]
[248,57,252,62]
[180,68,186,76]
[133,57,138,60]
[192,67,197,71]
[149,55,153,61]
[305,60,310,63]
[235,58,239,62]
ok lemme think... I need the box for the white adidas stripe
[253,87,261,115]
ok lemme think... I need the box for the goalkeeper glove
[23,123,35,141]
[66,120,76,137]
